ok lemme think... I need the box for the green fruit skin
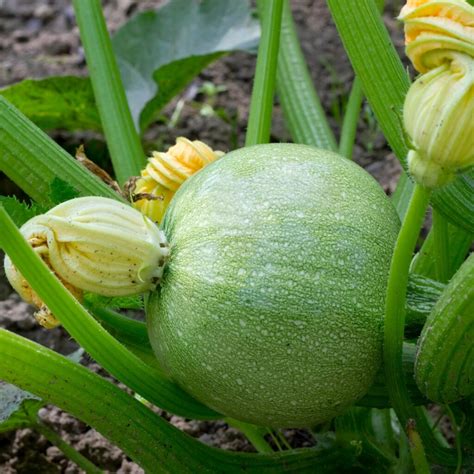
[415,253,474,404]
[147,144,400,427]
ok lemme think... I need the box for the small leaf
[0,382,43,433]
[49,177,81,204]
[0,196,46,226]
[0,77,100,132]
[112,0,260,131]
[84,293,144,310]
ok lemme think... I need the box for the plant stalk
[432,209,450,283]
[34,419,102,474]
[339,77,363,159]
[0,330,358,473]
[73,0,145,185]
[276,0,337,150]
[383,183,458,467]
[0,97,121,207]
[226,418,274,454]
[406,420,431,474]
[246,0,284,146]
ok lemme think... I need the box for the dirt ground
[0,0,406,472]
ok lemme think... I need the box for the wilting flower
[399,0,474,73]
[4,197,170,315]
[130,137,224,224]
[404,52,474,188]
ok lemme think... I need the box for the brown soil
[1,0,406,472]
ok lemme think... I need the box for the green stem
[246,0,284,146]
[406,421,431,474]
[444,405,463,474]
[0,97,121,207]
[0,205,218,420]
[34,419,102,474]
[275,0,337,150]
[87,304,163,372]
[326,0,409,162]
[73,0,145,185]
[432,209,450,283]
[391,172,415,220]
[383,184,458,467]
[0,330,357,473]
[226,418,274,454]
[268,429,283,451]
[384,183,431,425]
[338,77,363,159]
[277,430,292,450]
[383,184,432,471]
[396,429,413,474]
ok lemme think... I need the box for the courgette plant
[0,0,473,472]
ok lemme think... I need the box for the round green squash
[147,144,400,427]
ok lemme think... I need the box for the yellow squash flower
[404,52,474,188]
[399,0,474,73]
[131,137,224,224]
[4,197,170,307]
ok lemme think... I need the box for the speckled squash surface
[147,144,400,427]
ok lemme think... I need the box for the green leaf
[84,293,144,310]
[0,1,257,137]
[0,77,100,132]
[0,196,46,226]
[432,169,474,234]
[246,0,283,146]
[0,382,43,433]
[412,222,473,280]
[405,274,444,335]
[49,177,81,204]
[112,0,260,132]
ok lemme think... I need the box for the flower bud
[4,197,170,300]
[404,52,474,188]
[399,0,474,73]
[131,137,224,223]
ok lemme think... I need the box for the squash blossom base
[403,52,474,188]
[148,144,400,428]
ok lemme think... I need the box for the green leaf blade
[73,0,146,185]
[0,382,43,434]
[0,196,46,226]
[276,0,337,150]
[0,77,100,132]
[112,0,260,132]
